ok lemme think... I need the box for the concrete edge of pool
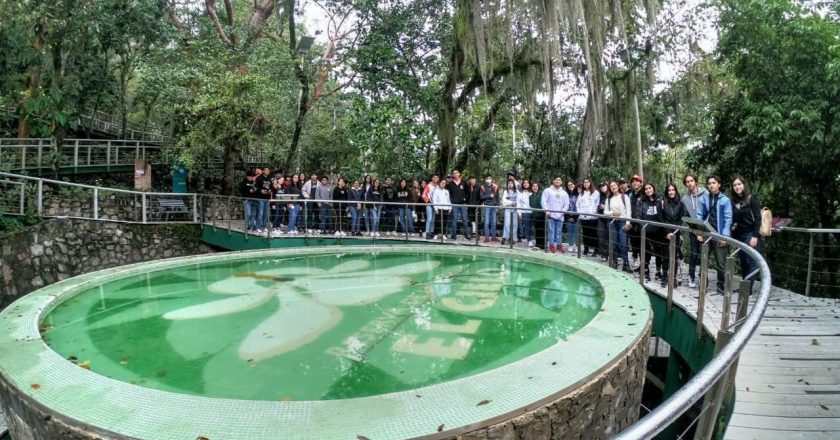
[0,246,652,440]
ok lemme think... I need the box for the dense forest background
[0,0,838,229]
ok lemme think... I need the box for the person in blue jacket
[695,175,733,294]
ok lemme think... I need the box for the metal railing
[0,139,163,171]
[762,226,840,297]
[0,172,783,439]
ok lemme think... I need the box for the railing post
[93,187,99,220]
[73,140,79,168]
[693,329,734,440]
[141,193,147,224]
[576,219,582,258]
[21,144,27,169]
[87,143,92,166]
[721,254,737,331]
[114,142,120,164]
[36,179,43,217]
[640,224,648,285]
[735,279,750,328]
[805,233,815,297]
[37,139,44,169]
[697,240,710,337]
[193,194,199,223]
[667,231,677,313]
[106,141,111,166]
[608,219,615,266]
[227,197,233,235]
[19,183,26,215]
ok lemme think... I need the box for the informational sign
[172,164,188,193]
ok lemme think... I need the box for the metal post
[721,254,736,331]
[87,143,92,166]
[640,224,648,285]
[73,140,79,168]
[36,179,43,217]
[141,193,147,224]
[697,241,710,336]
[404,203,409,242]
[193,194,199,223]
[37,139,44,169]
[576,220,582,258]
[474,207,480,246]
[667,231,677,313]
[303,201,309,241]
[105,142,111,167]
[693,329,734,440]
[19,183,25,215]
[805,233,815,297]
[509,207,515,249]
[608,219,615,267]
[21,145,26,169]
[227,197,232,235]
[439,207,445,243]
[93,188,99,220]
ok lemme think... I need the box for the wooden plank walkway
[209,222,840,439]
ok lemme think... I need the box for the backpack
[760,207,773,237]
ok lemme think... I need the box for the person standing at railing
[565,180,580,253]
[627,175,644,269]
[411,180,422,231]
[432,179,452,240]
[395,179,414,236]
[383,177,398,236]
[730,176,762,294]
[695,175,733,295]
[517,181,534,248]
[661,183,687,288]
[447,170,472,240]
[607,180,632,272]
[302,173,320,233]
[529,182,545,250]
[366,179,383,236]
[682,174,707,288]
[635,182,664,282]
[423,174,440,239]
[270,177,287,235]
[348,180,365,237]
[541,176,568,253]
[467,175,481,238]
[480,175,501,243]
[256,168,272,233]
[362,175,373,235]
[316,176,334,235]
[596,182,610,260]
[578,178,600,256]
[286,177,302,235]
[333,178,349,236]
[501,180,518,245]
[238,171,259,231]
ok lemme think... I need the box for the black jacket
[732,195,762,238]
[634,196,663,234]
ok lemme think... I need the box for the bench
[154,198,192,221]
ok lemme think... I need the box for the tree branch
[224,0,234,26]
[205,0,233,46]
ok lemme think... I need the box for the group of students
[239,167,763,293]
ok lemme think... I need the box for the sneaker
[335,231,342,236]
[688,279,697,288]
[442,235,447,241]
[549,245,556,253]
[483,237,490,243]
[622,263,633,273]
[341,231,348,236]
[528,240,535,247]
[559,245,566,253]
[501,239,507,245]
[660,280,667,288]
[491,237,500,242]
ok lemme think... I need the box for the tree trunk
[17,35,42,138]
[222,140,238,195]
[283,0,309,172]
[630,72,644,178]
[436,103,457,174]
[577,91,598,180]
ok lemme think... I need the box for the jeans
[367,206,381,233]
[383,206,398,232]
[287,204,299,232]
[483,207,498,237]
[502,207,518,240]
[398,207,414,233]
[611,221,629,264]
[521,213,533,241]
[319,204,332,232]
[425,205,436,234]
[271,203,285,228]
[566,221,577,246]
[245,200,258,230]
[736,232,760,293]
[450,205,469,238]
[256,200,268,229]
[350,205,362,233]
[707,238,728,293]
[547,217,564,246]
[688,232,701,281]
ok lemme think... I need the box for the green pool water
[40,250,604,401]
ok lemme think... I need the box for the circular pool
[0,246,651,439]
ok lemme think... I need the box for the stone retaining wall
[455,320,650,440]
[0,219,214,309]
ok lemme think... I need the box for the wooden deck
[209,224,840,439]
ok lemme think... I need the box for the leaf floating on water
[476,400,491,406]
[30,383,41,390]
[437,424,445,432]
[357,436,371,440]
[119,359,129,366]
[196,437,210,440]
[811,338,820,346]
[820,404,829,411]
[79,360,91,370]
[156,369,168,378]
[67,356,78,363]
[551,361,557,365]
